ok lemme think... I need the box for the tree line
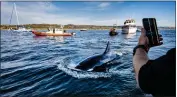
[0,24,124,30]
[1,24,174,30]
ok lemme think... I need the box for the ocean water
[1,29,176,97]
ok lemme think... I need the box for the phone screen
[143,18,160,46]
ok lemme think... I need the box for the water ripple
[1,30,175,97]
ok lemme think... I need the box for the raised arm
[133,28,149,84]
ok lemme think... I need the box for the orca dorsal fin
[103,41,110,55]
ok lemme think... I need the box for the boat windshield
[124,19,136,24]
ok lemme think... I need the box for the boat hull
[13,30,31,32]
[32,31,74,36]
[122,27,137,34]
[13,28,32,32]
[80,29,87,31]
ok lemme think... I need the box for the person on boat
[53,28,55,33]
[47,28,50,31]
[109,28,117,36]
[133,28,175,96]
[64,30,66,33]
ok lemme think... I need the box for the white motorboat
[13,26,31,32]
[122,19,137,34]
[80,29,87,31]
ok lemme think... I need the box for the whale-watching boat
[122,19,137,34]
[80,29,87,31]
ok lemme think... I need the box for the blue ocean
[1,29,175,97]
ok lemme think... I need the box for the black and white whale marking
[75,42,118,72]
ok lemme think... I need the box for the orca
[75,42,118,72]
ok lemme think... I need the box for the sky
[1,1,175,27]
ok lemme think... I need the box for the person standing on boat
[133,28,175,96]
[64,30,66,33]
[109,28,117,36]
[53,28,55,33]
[47,28,50,31]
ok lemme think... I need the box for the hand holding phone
[142,18,163,47]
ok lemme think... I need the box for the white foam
[67,61,78,69]
[109,68,132,75]
[57,60,112,79]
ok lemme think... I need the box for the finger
[159,37,163,41]
[153,42,163,46]
[158,34,162,37]
[159,42,163,45]
[141,28,146,36]
[157,42,163,46]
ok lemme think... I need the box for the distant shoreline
[0,28,175,31]
[0,28,115,30]
[0,24,175,30]
[0,28,116,30]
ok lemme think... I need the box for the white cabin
[46,25,65,34]
[122,19,137,34]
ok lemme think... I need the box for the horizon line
[1,24,176,28]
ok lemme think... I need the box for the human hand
[138,28,163,51]
[138,28,150,50]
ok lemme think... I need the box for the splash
[57,58,112,79]
[56,51,127,79]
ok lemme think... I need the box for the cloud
[1,2,91,25]
[1,2,116,25]
[0,2,152,26]
[1,2,174,27]
[79,2,111,11]
[98,2,110,8]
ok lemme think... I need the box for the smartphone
[142,18,160,47]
